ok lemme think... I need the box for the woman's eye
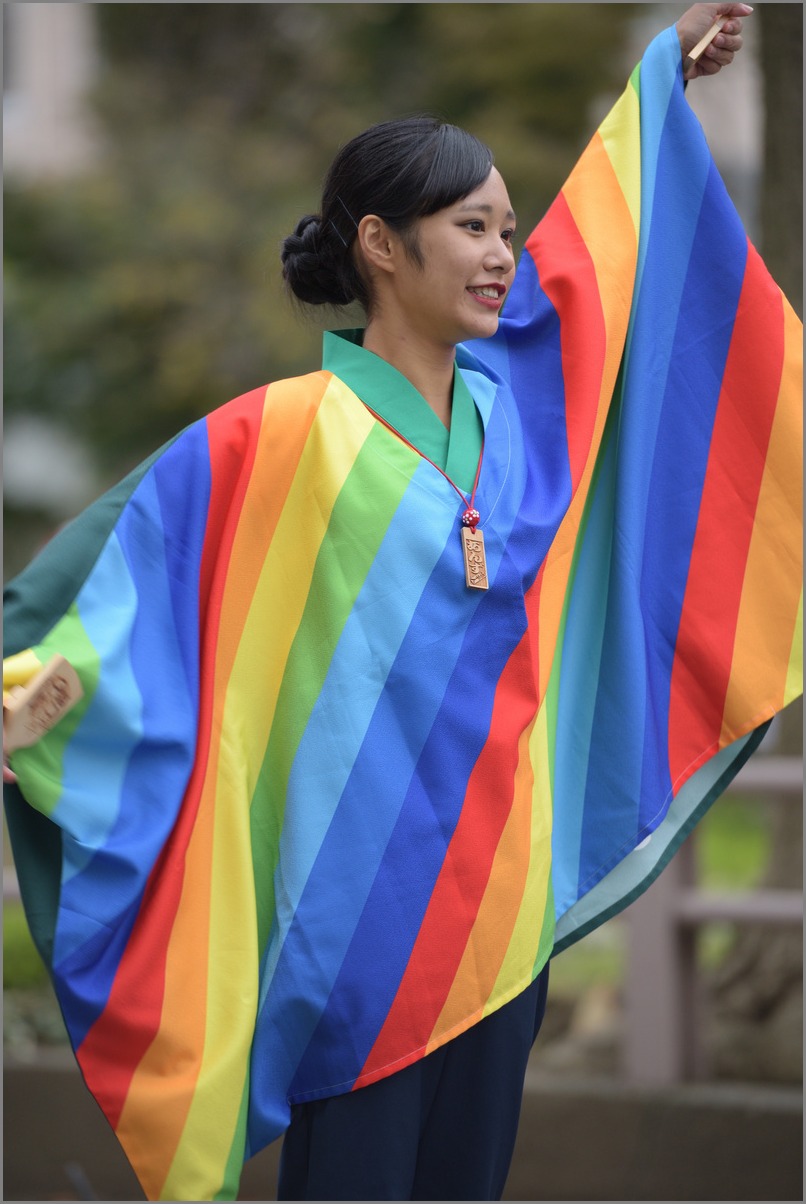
[462,220,516,243]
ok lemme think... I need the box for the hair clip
[328,220,349,248]
[328,195,359,248]
[335,195,359,230]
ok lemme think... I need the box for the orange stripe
[355,476,554,1084]
[380,164,631,1040]
[75,387,267,1143]
[668,247,786,790]
[354,623,539,1088]
[426,717,537,1045]
[118,378,327,1193]
[720,295,803,739]
[560,130,638,468]
[77,379,327,1196]
[527,142,635,699]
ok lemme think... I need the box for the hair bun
[281,214,354,307]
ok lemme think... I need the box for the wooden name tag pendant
[461,525,489,590]
[4,655,84,753]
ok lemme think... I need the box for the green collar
[322,329,483,492]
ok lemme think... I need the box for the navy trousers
[277,963,550,1201]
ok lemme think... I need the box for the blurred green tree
[4,3,636,497]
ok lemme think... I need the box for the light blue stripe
[255,471,456,1012]
[247,398,524,1150]
[54,531,142,874]
[53,449,205,1044]
[259,378,515,996]
[533,29,715,915]
[248,493,485,1148]
[551,420,617,915]
[256,430,519,1016]
[456,361,499,428]
[570,33,713,866]
[629,27,680,319]
[254,369,513,1005]
[555,730,760,948]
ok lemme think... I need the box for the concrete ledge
[506,1070,803,1201]
[4,1057,802,1200]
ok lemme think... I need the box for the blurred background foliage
[4,4,636,500]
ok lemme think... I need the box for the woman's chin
[465,313,501,342]
[450,305,501,345]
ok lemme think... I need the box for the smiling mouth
[468,285,505,300]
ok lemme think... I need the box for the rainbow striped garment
[5,27,802,1201]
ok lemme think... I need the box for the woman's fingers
[704,38,740,66]
[710,26,744,54]
[677,3,752,79]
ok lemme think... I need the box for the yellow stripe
[598,77,641,239]
[487,700,553,1008]
[222,378,374,779]
[563,131,637,404]
[3,648,43,692]
[114,382,281,1197]
[159,377,374,1198]
[784,592,803,707]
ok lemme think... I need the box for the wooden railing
[623,755,803,1084]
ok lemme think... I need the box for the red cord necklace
[362,402,489,591]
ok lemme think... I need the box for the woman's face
[389,168,517,348]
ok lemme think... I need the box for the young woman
[4,5,800,1201]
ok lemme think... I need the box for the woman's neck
[362,323,455,429]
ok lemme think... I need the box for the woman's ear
[357,215,397,275]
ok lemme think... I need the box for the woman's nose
[484,237,515,274]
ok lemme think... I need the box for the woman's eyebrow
[456,201,517,223]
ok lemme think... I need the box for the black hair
[281,116,494,311]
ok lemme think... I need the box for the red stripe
[354,630,539,1085]
[358,193,607,1086]
[526,192,607,489]
[668,244,784,788]
[354,557,547,1087]
[75,387,267,1126]
[343,188,606,1072]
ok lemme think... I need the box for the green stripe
[14,605,102,818]
[541,406,616,809]
[4,436,180,971]
[4,434,181,657]
[630,60,641,99]
[536,401,618,967]
[250,424,418,951]
[533,873,556,977]
[5,604,102,969]
[214,1071,251,1202]
[322,330,484,490]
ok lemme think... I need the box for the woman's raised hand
[676,3,753,80]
